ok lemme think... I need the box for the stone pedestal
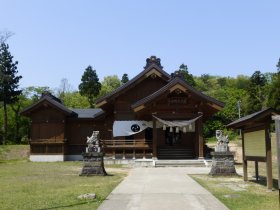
[80,152,107,176]
[209,151,237,176]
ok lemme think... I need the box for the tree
[121,73,129,84]
[277,58,280,72]
[0,31,14,44]
[63,91,90,108]
[24,86,52,102]
[99,75,121,97]
[0,42,22,144]
[246,71,267,114]
[267,58,280,111]
[178,64,196,86]
[57,78,73,102]
[78,66,101,108]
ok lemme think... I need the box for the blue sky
[1,0,280,90]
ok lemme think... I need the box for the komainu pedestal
[209,130,237,176]
[209,151,237,176]
[80,152,107,176]
[79,131,107,176]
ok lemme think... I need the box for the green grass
[0,161,126,210]
[0,145,127,210]
[192,175,278,210]
[0,144,29,162]
[192,133,279,210]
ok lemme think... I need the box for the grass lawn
[0,145,127,210]
[192,175,278,210]
[192,133,280,210]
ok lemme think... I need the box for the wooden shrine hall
[21,56,224,162]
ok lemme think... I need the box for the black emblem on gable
[131,124,140,132]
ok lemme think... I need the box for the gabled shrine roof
[21,92,104,119]
[227,108,279,129]
[21,92,75,117]
[131,76,224,112]
[95,56,170,107]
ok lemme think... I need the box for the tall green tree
[178,64,196,86]
[78,66,101,108]
[121,73,129,84]
[267,58,280,111]
[99,75,121,97]
[277,58,280,72]
[246,71,267,114]
[0,42,22,144]
[63,91,90,108]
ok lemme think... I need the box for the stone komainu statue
[216,130,229,145]
[86,131,101,153]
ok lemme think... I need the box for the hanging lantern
[170,127,173,132]
[183,127,187,133]
[176,127,179,133]
[163,124,166,130]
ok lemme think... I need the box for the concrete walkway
[98,167,228,210]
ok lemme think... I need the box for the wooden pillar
[122,149,125,159]
[272,116,280,204]
[255,161,259,181]
[152,117,157,159]
[143,149,146,159]
[112,149,116,159]
[265,125,273,190]
[198,116,204,159]
[133,149,135,159]
[242,130,248,181]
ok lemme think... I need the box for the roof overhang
[21,95,75,117]
[95,63,170,108]
[132,77,224,113]
[227,108,279,129]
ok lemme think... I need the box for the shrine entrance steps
[157,147,195,160]
[155,159,207,167]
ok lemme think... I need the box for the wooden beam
[169,84,187,93]
[198,116,204,158]
[272,115,280,201]
[242,130,248,181]
[145,69,162,78]
[133,105,145,112]
[152,117,157,159]
[96,100,107,107]
[207,102,223,111]
[265,124,273,190]
[255,161,259,181]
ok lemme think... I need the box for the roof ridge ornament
[41,91,63,104]
[171,70,185,80]
[144,56,163,69]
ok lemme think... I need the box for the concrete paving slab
[98,167,229,210]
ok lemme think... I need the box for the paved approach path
[98,167,229,210]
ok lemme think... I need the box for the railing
[29,139,66,154]
[29,139,153,159]
[102,139,153,159]
[102,139,152,148]
[29,139,66,144]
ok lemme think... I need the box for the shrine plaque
[244,130,266,157]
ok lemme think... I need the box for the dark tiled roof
[21,94,75,116]
[227,107,278,128]
[71,108,104,118]
[131,77,224,110]
[95,63,170,106]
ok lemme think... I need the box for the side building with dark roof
[21,56,224,162]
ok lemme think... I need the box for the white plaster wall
[29,155,64,162]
